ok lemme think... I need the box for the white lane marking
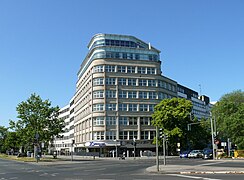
[167,174,222,180]
[84,168,106,172]
[9,177,18,179]
[196,161,226,166]
[51,173,58,176]
[39,173,48,176]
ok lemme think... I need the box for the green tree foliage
[4,131,20,152]
[0,126,8,153]
[9,93,65,152]
[152,98,212,153]
[212,90,244,149]
[187,118,211,150]
[151,98,193,153]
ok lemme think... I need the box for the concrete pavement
[146,159,244,174]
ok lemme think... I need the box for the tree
[0,126,8,153]
[10,93,65,152]
[151,98,193,154]
[212,90,244,149]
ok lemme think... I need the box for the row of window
[93,103,155,112]
[93,130,156,140]
[91,39,146,50]
[93,77,176,91]
[91,51,159,62]
[93,65,157,74]
[93,116,152,126]
[93,90,172,100]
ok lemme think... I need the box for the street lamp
[210,112,216,160]
[114,139,118,158]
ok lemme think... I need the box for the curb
[180,171,244,174]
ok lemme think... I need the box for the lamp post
[156,126,159,172]
[210,112,216,160]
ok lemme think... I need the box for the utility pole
[163,133,166,165]
[210,112,216,160]
[156,126,159,171]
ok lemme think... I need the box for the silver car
[188,150,203,158]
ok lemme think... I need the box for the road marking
[167,174,222,180]
[84,168,106,172]
[196,161,226,166]
[100,174,117,176]
[9,177,18,179]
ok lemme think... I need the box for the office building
[73,34,177,157]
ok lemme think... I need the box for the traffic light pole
[156,126,159,172]
[210,112,216,160]
[163,134,166,165]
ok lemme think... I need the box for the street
[0,157,243,180]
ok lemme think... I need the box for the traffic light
[159,128,163,139]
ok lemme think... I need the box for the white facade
[53,97,75,155]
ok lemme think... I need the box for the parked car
[180,150,191,158]
[188,150,203,158]
[202,149,213,159]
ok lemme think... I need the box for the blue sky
[1,0,243,127]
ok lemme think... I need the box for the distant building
[177,84,212,119]
[52,97,74,155]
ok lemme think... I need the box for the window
[105,65,115,72]
[106,104,116,111]
[119,131,128,140]
[137,67,146,74]
[106,116,116,125]
[128,104,137,111]
[148,80,156,87]
[94,131,104,140]
[149,104,155,111]
[105,78,116,85]
[93,78,104,86]
[147,67,155,74]
[150,131,155,140]
[128,78,137,86]
[106,90,116,98]
[93,104,104,111]
[93,91,104,98]
[117,66,126,73]
[139,91,148,99]
[119,104,127,111]
[106,131,116,140]
[93,117,104,126]
[118,78,127,85]
[93,65,104,73]
[119,91,127,98]
[139,104,148,111]
[140,117,150,125]
[129,117,137,125]
[127,66,135,73]
[139,79,147,86]
[119,116,128,125]
[128,91,137,98]
[129,131,137,140]
[148,92,157,99]
[141,131,149,140]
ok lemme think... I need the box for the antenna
[199,84,202,96]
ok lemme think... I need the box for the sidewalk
[146,159,244,174]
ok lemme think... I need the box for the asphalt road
[0,157,243,180]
